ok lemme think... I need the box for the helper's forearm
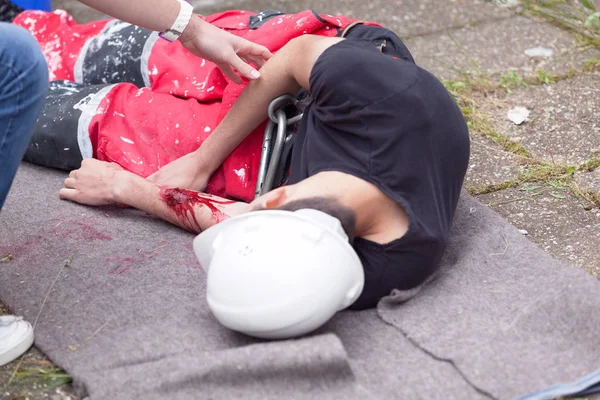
[114,171,247,233]
[195,46,302,174]
[77,0,185,33]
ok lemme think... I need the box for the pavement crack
[403,15,515,40]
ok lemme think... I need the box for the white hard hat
[193,209,364,340]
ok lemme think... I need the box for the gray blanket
[1,163,599,400]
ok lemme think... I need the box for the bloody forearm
[114,171,247,233]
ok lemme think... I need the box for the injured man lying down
[11,7,470,336]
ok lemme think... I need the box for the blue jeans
[0,22,48,209]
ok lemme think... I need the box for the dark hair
[275,197,357,243]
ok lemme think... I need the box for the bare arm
[77,0,181,33]
[60,159,249,233]
[195,35,344,173]
[148,35,344,189]
[116,172,248,233]
[76,0,272,82]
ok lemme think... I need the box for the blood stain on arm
[159,187,235,232]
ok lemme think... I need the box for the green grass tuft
[585,57,600,70]
[470,156,600,210]
[579,157,600,171]
[519,161,576,184]
[520,0,600,48]
[499,71,529,93]
[461,101,533,159]
[467,179,522,195]
[1,364,72,389]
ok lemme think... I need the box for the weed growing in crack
[499,71,529,93]
[585,57,600,70]
[468,158,600,209]
[519,0,600,48]
[0,364,72,388]
[536,69,557,84]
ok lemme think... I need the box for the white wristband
[160,0,194,42]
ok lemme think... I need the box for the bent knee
[0,23,47,79]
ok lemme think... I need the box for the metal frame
[254,95,303,199]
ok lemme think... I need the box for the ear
[260,187,289,210]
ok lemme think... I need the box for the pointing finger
[218,63,243,84]
[227,55,261,81]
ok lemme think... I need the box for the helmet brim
[193,217,236,272]
[193,209,359,274]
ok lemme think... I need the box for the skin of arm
[78,0,180,33]
[77,0,272,82]
[148,35,344,189]
[60,159,249,233]
[115,171,249,233]
[197,35,346,172]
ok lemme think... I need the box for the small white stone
[518,229,529,235]
[524,47,553,58]
[507,106,530,125]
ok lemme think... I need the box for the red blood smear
[51,220,112,241]
[159,187,235,232]
[106,256,136,275]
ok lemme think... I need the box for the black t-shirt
[287,25,470,309]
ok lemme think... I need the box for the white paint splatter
[192,79,206,90]
[234,168,246,183]
[73,94,95,111]
[175,123,180,128]
[120,136,135,144]
[54,9,68,19]
[113,112,125,117]
[43,36,63,81]
[296,17,308,26]
[59,85,80,95]
[90,21,130,51]
[204,126,211,133]
[22,17,37,27]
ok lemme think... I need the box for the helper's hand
[179,17,272,84]
[59,159,126,206]
[147,151,210,192]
